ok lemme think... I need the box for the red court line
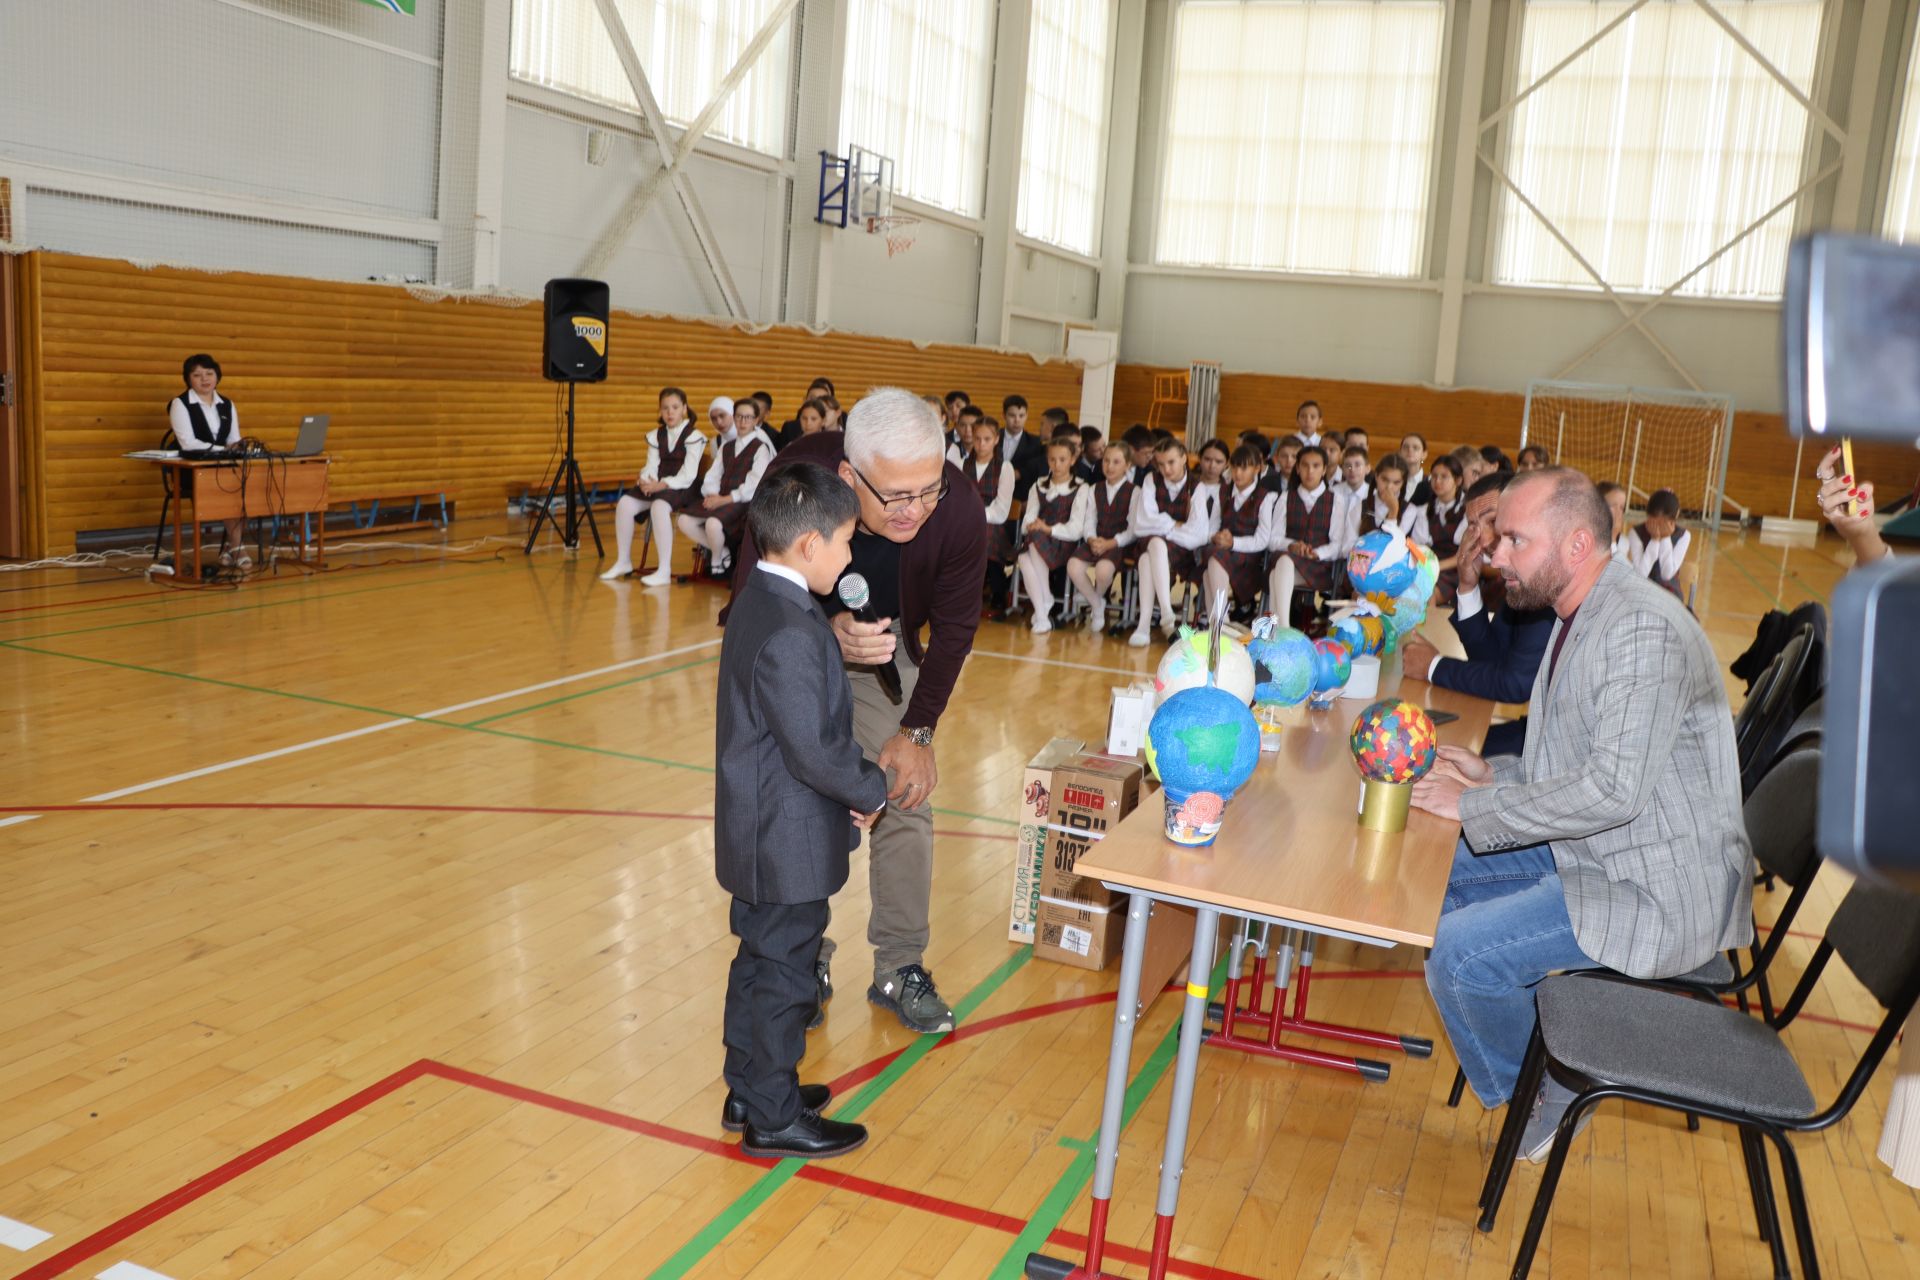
[9,1061,434,1280]
[0,803,1014,843]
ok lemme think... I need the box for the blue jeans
[1426,837,1597,1107]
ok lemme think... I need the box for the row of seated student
[955,406,1699,641]
[596,382,1697,615]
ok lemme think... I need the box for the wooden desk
[150,455,330,577]
[1026,657,1491,1280]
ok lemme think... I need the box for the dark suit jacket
[1004,429,1048,491]
[1432,591,1555,704]
[714,568,890,905]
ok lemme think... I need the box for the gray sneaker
[1520,1076,1592,1164]
[867,964,954,1035]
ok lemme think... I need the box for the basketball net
[866,214,920,258]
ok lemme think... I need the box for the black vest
[1093,480,1134,538]
[175,392,234,447]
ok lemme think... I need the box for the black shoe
[722,1083,832,1133]
[808,958,832,1030]
[740,1108,867,1159]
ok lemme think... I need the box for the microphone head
[836,573,870,611]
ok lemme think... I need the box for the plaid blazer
[1458,559,1754,978]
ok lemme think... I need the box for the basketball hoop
[866,213,920,258]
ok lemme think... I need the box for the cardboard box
[1034,892,1214,987]
[1034,895,1123,970]
[1008,738,1087,944]
[1039,753,1146,909]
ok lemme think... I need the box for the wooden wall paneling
[31,255,1084,550]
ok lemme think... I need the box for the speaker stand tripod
[524,383,603,556]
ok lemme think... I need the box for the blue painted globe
[1144,686,1262,800]
[1347,528,1418,598]
[1311,638,1353,694]
[1248,626,1317,707]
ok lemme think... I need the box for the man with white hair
[725,387,988,1034]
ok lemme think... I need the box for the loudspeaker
[543,278,610,382]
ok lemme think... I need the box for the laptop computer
[285,414,329,458]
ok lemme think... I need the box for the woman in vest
[166,353,249,566]
[677,395,773,577]
[601,386,706,585]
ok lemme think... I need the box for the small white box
[1342,654,1382,700]
[1107,683,1155,756]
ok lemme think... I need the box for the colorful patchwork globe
[1347,527,1419,598]
[1247,625,1317,707]
[1311,638,1353,694]
[1349,699,1439,784]
[1144,686,1262,800]
[1154,627,1257,706]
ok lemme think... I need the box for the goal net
[1520,381,1738,530]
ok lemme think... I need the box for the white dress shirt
[1406,495,1463,549]
[1630,527,1691,581]
[757,560,809,591]
[168,391,239,452]
[1131,475,1212,551]
[968,456,1017,525]
[1024,477,1094,541]
[641,422,706,486]
[701,427,774,502]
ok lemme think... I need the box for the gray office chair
[1479,880,1920,1280]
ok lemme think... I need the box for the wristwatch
[898,726,934,747]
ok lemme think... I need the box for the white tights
[1267,555,1298,614]
[1132,538,1176,636]
[676,511,727,564]
[611,494,676,571]
[1066,557,1116,615]
[1016,547,1055,618]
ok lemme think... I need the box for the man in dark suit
[715,463,890,1159]
[1403,470,1550,757]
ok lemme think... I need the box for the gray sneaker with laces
[867,964,954,1034]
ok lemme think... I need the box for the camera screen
[1787,234,1920,444]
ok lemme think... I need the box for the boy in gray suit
[715,463,890,1159]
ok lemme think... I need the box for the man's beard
[1503,561,1570,611]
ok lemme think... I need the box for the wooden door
[0,250,21,559]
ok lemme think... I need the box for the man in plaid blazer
[1411,468,1753,1152]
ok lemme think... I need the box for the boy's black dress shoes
[740,1108,866,1159]
[722,1083,832,1133]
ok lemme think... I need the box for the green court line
[3,639,1019,824]
[1717,540,1836,609]
[4,558,515,641]
[458,656,721,726]
[987,954,1229,1280]
[645,948,1033,1280]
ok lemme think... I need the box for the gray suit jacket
[1458,559,1754,978]
[714,568,890,905]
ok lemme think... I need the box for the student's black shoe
[722,1083,832,1133]
[808,957,831,1030]
[740,1109,867,1159]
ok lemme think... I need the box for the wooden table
[1026,657,1492,1280]
[148,455,330,577]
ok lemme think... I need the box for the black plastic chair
[1729,743,1824,1019]
[1735,625,1817,797]
[151,428,180,560]
[1479,880,1920,1279]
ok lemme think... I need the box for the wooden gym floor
[0,517,1913,1280]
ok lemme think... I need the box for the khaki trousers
[820,633,934,983]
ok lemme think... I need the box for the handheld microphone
[836,573,903,705]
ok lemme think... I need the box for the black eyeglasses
[849,464,950,514]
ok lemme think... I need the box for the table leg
[171,481,183,571]
[1024,891,1154,1280]
[190,498,202,580]
[317,505,326,568]
[1144,906,1222,1280]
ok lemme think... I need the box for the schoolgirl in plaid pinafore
[1206,484,1273,603]
[968,457,1016,563]
[1283,485,1339,592]
[634,422,706,510]
[708,431,770,541]
[1151,473,1204,583]
[1076,477,1135,568]
[1023,479,1086,570]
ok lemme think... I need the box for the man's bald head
[1509,466,1612,548]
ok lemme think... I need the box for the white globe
[1153,630,1257,707]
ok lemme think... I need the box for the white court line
[0,1213,51,1250]
[967,648,1147,678]
[97,1264,175,1280]
[0,815,43,831]
[80,638,724,804]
